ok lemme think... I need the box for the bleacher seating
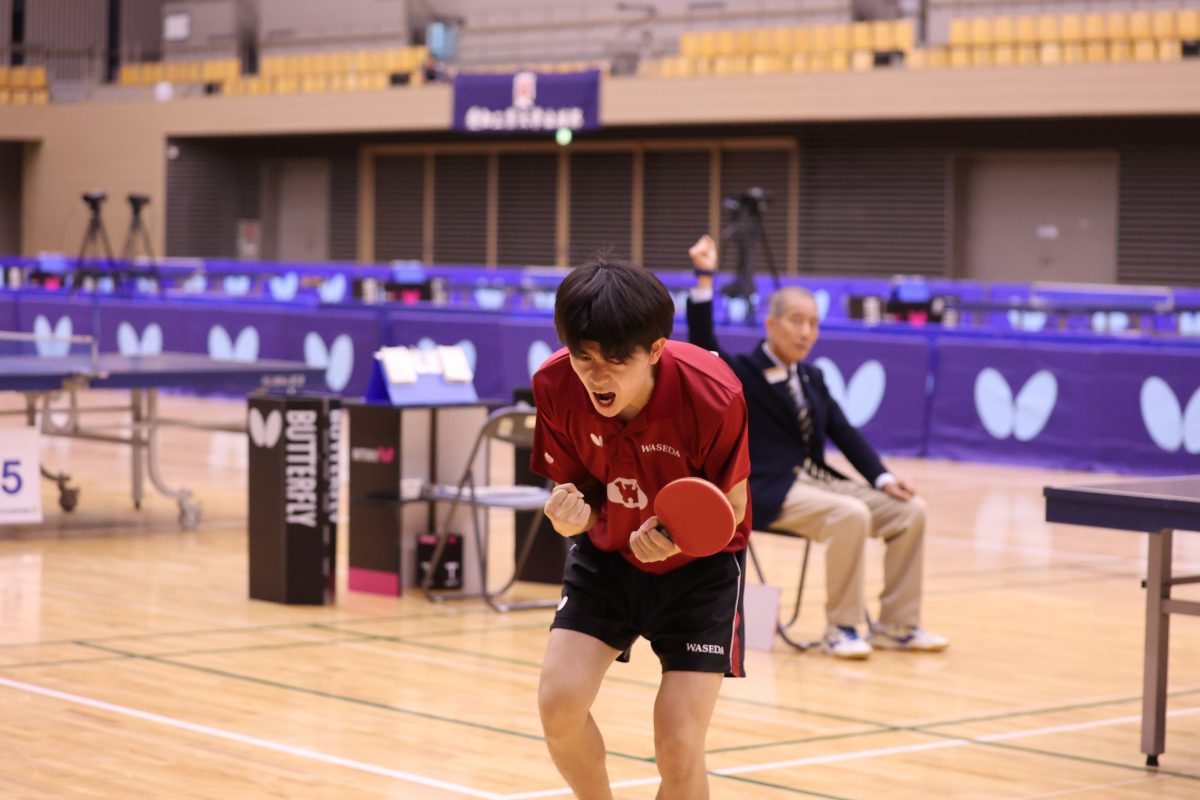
[0,65,49,106]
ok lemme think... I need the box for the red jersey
[531,340,752,574]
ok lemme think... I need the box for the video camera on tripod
[717,186,781,311]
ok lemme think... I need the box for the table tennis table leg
[130,389,146,509]
[142,389,201,528]
[1142,528,1172,767]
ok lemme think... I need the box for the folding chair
[420,404,562,612]
[747,527,816,650]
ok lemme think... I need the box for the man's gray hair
[767,286,816,318]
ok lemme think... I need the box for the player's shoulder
[665,340,743,403]
[531,347,575,409]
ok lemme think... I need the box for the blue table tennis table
[0,351,323,527]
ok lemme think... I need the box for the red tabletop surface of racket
[653,477,736,557]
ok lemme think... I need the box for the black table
[1044,475,1200,766]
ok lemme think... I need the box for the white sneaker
[868,623,949,652]
[820,625,872,660]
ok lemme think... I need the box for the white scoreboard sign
[0,429,43,525]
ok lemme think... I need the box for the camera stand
[718,188,783,324]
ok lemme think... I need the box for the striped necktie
[786,370,832,482]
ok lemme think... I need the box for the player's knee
[538,679,589,736]
[654,728,704,782]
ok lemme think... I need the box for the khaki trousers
[769,473,926,629]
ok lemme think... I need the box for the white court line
[0,676,503,800]
[502,706,1200,797]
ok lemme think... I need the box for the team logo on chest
[607,477,648,510]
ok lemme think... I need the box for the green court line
[912,686,1200,730]
[915,728,1200,782]
[73,641,652,765]
[0,608,490,651]
[0,654,132,671]
[707,726,897,755]
[709,771,855,799]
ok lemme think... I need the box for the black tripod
[70,191,116,294]
[718,187,782,323]
[121,193,162,293]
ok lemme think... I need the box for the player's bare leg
[539,628,621,800]
[653,670,724,799]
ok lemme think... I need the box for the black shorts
[550,535,747,677]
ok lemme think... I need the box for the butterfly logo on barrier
[1140,378,1200,454]
[208,325,259,362]
[116,322,163,357]
[473,286,506,310]
[1007,309,1048,333]
[974,368,1057,442]
[813,358,886,428]
[268,272,299,302]
[248,408,283,448]
[726,297,750,325]
[222,275,252,297]
[527,340,553,378]
[33,315,72,358]
[1179,312,1200,337]
[1091,311,1129,334]
[318,274,347,304]
[181,274,208,294]
[813,289,831,321]
[304,332,355,392]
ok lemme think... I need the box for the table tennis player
[531,255,752,800]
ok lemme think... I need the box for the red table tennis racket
[653,477,736,557]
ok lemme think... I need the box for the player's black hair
[553,255,675,362]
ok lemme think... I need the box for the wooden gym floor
[0,393,1197,799]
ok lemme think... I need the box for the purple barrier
[387,310,512,401]
[12,295,98,356]
[280,307,384,397]
[0,292,16,333]
[928,338,1200,473]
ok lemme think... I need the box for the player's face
[765,292,820,365]
[569,338,666,422]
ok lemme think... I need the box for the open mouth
[592,391,616,408]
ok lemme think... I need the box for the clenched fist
[628,515,681,564]
[544,482,593,537]
[689,234,718,273]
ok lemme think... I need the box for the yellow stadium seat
[1129,12,1152,40]
[905,49,926,70]
[950,46,970,68]
[751,28,774,54]
[850,50,873,71]
[29,66,46,88]
[32,89,48,105]
[971,18,992,46]
[894,20,915,51]
[807,53,827,73]
[690,56,710,76]
[768,27,792,53]
[679,32,699,58]
[223,79,244,96]
[851,22,872,51]
[1109,41,1132,63]
[831,25,851,52]
[791,26,812,53]
[117,64,140,86]
[751,53,785,74]
[1039,43,1062,65]
[734,29,754,56]
[871,21,895,51]
[1059,14,1083,43]
[1180,10,1200,39]
[1133,40,1156,62]
[696,31,718,58]
[12,89,28,105]
[1062,43,1085,64]
[927,47,948,69]
[949,19,971,47]
[828,51,850,71]
[810,25,833,54]
[993,44,1015,67]
[275,76,298,94]
[1085,41,1108,64]
[1015,16,1038,44]
[1152,11,1175,40]
[1106,12,1130,41]
[1016,44,1038,66]
[1083,13,1106,43]
[10,66,28,88]
[0,89,9,105]
[970,45,993,67]
[789,52,809,73]
[1158,39,1180,61]
[992,17,1015,46]
[716,30,736,56]
[0,66,8,87]
[142,62,164,84]
[1036,15,1060,43]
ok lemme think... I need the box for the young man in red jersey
[531,257,752,800]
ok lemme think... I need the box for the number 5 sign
[0,429,43,524]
